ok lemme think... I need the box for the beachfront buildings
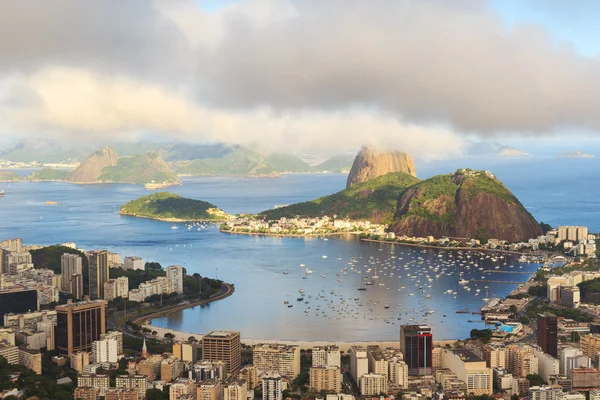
[401,325,433,376]
[253,343,300,378]
[442,348,492,395]
[123,256,144,271]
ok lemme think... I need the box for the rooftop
[204,330,239,338]
[451,348,483,363]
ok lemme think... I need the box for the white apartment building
[350,346,369,384]
[166,265,184,294]
[92,338,118,363]
[253,344,300,378]
[442,348,492,396]
[529,386,562,400]
[312,345,341,369]
[262,372,283,400]
[359,373,387,396]
[123,256,145,271]
[535,350,560,383]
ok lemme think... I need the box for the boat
[0,190,4,197]
[283,271,289,275]
[297,297,304,301]
[171,225,179,230]
[45,201,59,205]
[322,255,328,259]
[459,279,469,285]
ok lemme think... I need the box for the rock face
[389,169,542,242]
[346,146,416,188]
[67,147,119,183]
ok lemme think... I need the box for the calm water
[1,156,598,340]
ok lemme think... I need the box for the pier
[470,279,526,284]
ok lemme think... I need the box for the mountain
[346,146,416,188]
[66,147,119,183]
[66,148,178,184]
[263,153,313,173]
[27,168,70,181]
[557,151,595,159]
[465,142,530,157]
[260,172,420,224]
[389,169,542,242]
[0,171,24,181]
[315,155,355,173]
[119,192,228,221]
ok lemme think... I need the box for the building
[442,348,492,396]
[161,355,184,382]
[166,265,184,294]
[202,331,241,374]
[571,368,600,391]
[0,343,18,364]
[223,380,247,400]
[558,226,588,242]
[581,335,600,359]
[483,344,506,369]
[400,325,433,376]
[506,344,538,378]
[590,390,600,400]
[173,341,198,363]
[239,365,258,389]
[103,277,129,301]
[557,392,585,400]
[18,347,42,374]
[115,375,148,397]
[61,253,84,298]
[88,250,109,299]
[193,360,227,381]
[535,350,560,383]
[197,378,223,400]
[367,346,389,377]
[74,387,101,400]
[253,343,300,378]
[105,388,142,400]
[310,366,342,392]
[55,299,107,356]
[262,372,283,400]
[77,374,110,396]
[538,313,559,358]
[529,386,562,400]
[139,354,162,381]
[92,337,118,363]
[389,359,409,388]
[350,346,369,384]
[170,379,196,400]
[313,345,341,368]
[123,256,145,271]
[100,331,124,358]
[0,288,39,322]
[70,351,91,372]
[560,287,581,308]
[359,373,387,396]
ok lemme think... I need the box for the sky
[0,0,599,159]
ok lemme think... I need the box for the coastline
[118,211,228,223]
[219,228,358,238]
[359,238,524,255]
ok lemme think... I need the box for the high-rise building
[441,348,492,395]
[103,277,129,301]
[197,378,223,400]
[239,365,258,389]
[0,343,19,364]
[123,256,144,271]
[223,379,248,400]
[77,374,110,396]
[0,288,39,322]
[359,373,388,396]
[92,337,118,363]
[74,387,101,400]
[18,347,42,374]
[571,368,600,392]
[100,331,123,358]
[61,253,83,295]
[70,351,91,372]
[400,325,433,376]
[161,355,184,382]
[115,375,148,397]
[262,372,283,400]
[309,366,342,392]
[538,313,558,358]
[367,346,389,377]
[389,359,409,388]
[139,354,162,381]
[483,343,506,369]
[349,346,368,384]
[253,344,300,378]
[312,345,341,368]
[173,341,198,363]
[55,299,107,356]
[529,386,562,400]
[88,250,109,299]
[170,379,196,400]
[581,335,600,359]
[202,331,241,374]
[166,265,184,294]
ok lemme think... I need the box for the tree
[526,374,545,387]
[145,262,163,272]
[188,336,197,342]
[146,388,169,400]
[469,329,492,341]
[164,332,175,340]
[509,305,518,314]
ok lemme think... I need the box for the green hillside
[315,155,354,172]
[263,153,313,173]
[175,147,280,177]
[99,152,178,184]
[260,172,420,224]
[0,171,24,181]
[27,168,70,181]
[120,192,229,221]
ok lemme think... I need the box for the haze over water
[1,157,598,340]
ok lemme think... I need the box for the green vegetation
[263,153,313,173]
[540,221,553,234]
[120,192,228,221]
[526,374,546,387]
[27,168,70,181]
[0,171,24,181]
[175,147,280,177]
[469,328,493,342]
[397,173,458,226]
[260,172,419,224]
[528,285,546,297]
[550,258,598,275]
[315,155,354,172]
[30,245,90,297]
[578,277,600,304]
[526,300,593,322]
[458,169,518,204]
[99,152,178,184]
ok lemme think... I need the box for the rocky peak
[67,147,119,183]
[346,146,416,188]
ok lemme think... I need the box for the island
[119,191,230,222]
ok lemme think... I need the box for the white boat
[459,279,469,285]
[322,255,328,259]
[171,225,179,230]
[305,270,313,274]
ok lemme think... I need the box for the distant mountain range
[463,141,530,157]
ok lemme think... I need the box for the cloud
[1,0,600,155]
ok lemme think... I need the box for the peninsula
[119,191,230,222]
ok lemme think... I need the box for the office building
[123,256,144,271]
[115,375,148,397]
[197,378,223,400]
[173,341,198,363]
[312,345,341,368]
[350,346,369,383]
[74,387,100,400]
[310,366,342,392]
[0,288,39,322]
[262,372,283,400]
[538,313,558,358]
[166,265,184,294]
[19,347,42,374]
[55,299,107,356]
[224,379,247,400]
[359,373,387,396]
[253,343,300,378]
[170,379,196,400]
[442,348,492,395]
[400,325,433,376]
[88,250,109,299]
[202,331,241,374]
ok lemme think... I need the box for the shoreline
[359,238,524,255]
[118,212,228,223]
[220,228,358,238]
